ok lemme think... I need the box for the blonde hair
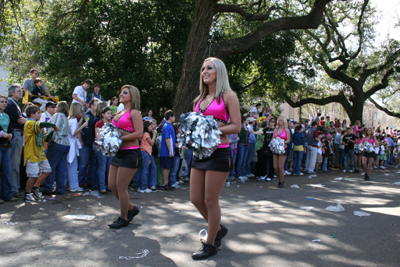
[365,127,374,138]
[193,57,232,104]
[56,101,69,117]
[277,116,288,129]
[69,102,82,119]
[121,85,140,111]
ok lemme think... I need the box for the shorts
[379,154,387,161]
[26,159,52,177]
[273,147,290,156]
[111,149,141,169]
[363,152,376,159]
[316,153,322,163]
[192,148,232,172]
[160,156,174,169]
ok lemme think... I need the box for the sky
[370,0,400,44]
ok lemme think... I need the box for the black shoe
[192,241,217,260]
[354,169,359,173]
[215,224,228,248]
[161,184,175,191]
[127,206,140,222]
[41,191,53,196]
[52,191,65,195]
[364,174,371,181]
[278,182,284,188]
[108,217,129,229]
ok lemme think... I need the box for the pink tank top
[112,110,135,133]
[363,137,374,144]
[195,94,230,124]
[275,129,287,140]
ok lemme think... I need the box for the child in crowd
[169,123,182,189]
[94,106,113,193]
[67,103,88,192]
[379,140,388,169]
[32,78,50,110]
[160,110,176,191]
[110,96,118,115]
[139,120,157,193]
[315,134,323,172]
[24,106,59,202]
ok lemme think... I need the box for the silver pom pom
[178,112,222,159]
[95,123,122,156]
[363,142,374,153]
[269,137,286,155]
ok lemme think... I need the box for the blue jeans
[0,147,13,200]
[236,143,247,177]
[78,146,98,186]
[8,131,24,193]
[148,155,157,187]
[229,147,237,177]
[133,167,141,186]
[244,143,255,175]
[185,148,193,178]
[344,149,355,171]
[284,146,292,171]
[43,142,69,194]
[169,156,180,184]
[67,154,79,189]
[340,149,345,165]
[95,148,112,192]
[293,151,304,175]
[388,147,394,164]
[140,151,151,190]
[322,156,328,171]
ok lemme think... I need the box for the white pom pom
[178,112,222,159]
[95,123,122,156]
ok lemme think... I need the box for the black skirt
[192,148,232,172]
[111,149,142,169]
[363,152,376,159]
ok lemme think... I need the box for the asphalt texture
[1,167,399,267]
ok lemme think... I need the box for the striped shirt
[49,113,70,146]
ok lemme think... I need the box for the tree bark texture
[173,0,333,116]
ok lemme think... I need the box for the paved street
[1,168,399,267]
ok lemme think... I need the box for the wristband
[0,130,3,137]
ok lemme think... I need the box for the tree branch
[368,97,400,118]
[364,68,395,99]
[214,3,276,21]
[212,0,332,58]
[283,94,343,108]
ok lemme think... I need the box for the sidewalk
[1,167,399,266]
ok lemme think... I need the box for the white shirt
[39,111,53,122]
[117,103,124,113]
[251,107,258,117]
[317,141,322,154]
[71,85,87,107]
[67,118,82,164]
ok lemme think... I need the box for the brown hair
[56,101,69,117]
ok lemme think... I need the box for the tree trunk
[172,0,218,116]
[343,96,364,125]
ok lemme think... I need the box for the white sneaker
[138,188,152,193]
[248,173,255,178]
[70,187,84,193]
[373,166,378,169]
[299,172,304,176]
[184,177,190,182]
[238,178,245,183]
[266,177,271,181]
[343,170,347,173]
[238,176,245,180]
[349,170,354,173]
[171,182,181,189]
[380,166,386,169]
[260,175,267,180]
[284,170,290,175]
[32,188,43,199]
[24,193,36,202]
[177,180,184,184]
